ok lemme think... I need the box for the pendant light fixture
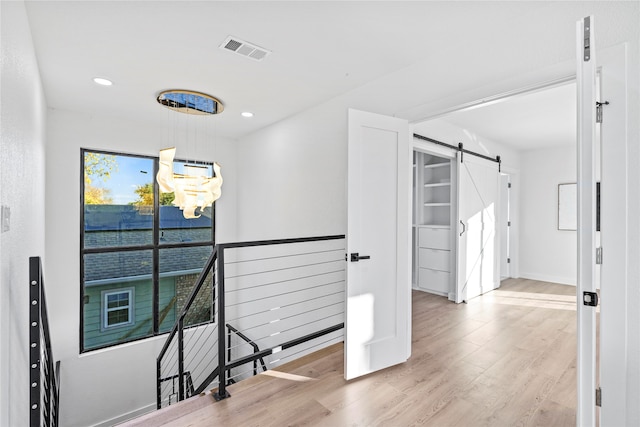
[156,90,224,219]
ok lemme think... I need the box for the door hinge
[508,182,512,188]
[596,247,603,265]
[508,221,511,227]
[596,387,602,407]
[596,101,609,123]
[507,258,511,264]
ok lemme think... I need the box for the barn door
[455,153,500,303]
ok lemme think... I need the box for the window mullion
[153,157,160,335]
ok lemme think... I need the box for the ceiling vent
[219,36,271,61]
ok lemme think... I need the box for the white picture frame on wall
[558,183,577,231]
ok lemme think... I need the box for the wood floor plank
[528,399,576,426]
[119,279,581,427]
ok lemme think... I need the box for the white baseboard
[518,272,576,286]
[91,402,156,427]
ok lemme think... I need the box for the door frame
[595,42,629,427]
[499,172,511,280]
[411,140,457,299]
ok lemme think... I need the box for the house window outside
[81,149,215,352]
[103,289,134,329]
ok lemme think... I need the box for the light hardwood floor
[121,278,578,426]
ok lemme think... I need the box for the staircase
[156,235,346,409]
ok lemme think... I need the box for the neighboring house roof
[84,205,213,283]
[84,205,212,230]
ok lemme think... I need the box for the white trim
[518,272,576,287]
[90,403,156,427]
[408,74,576,125]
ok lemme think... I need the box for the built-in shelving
[412,150,455,297]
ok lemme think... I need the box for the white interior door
[576,15,598,427]
[345,108,411,380]
[577,17,629,425]
[455,153,500,303]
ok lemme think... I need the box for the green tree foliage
[131,183,175,206]
[84,152,118,204]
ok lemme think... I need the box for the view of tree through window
[81,149,215,352]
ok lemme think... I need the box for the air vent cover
[220,36,271,61]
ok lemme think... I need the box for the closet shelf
[423,202,450,207]
[424,182,450,188]
[424,163,449,169]
[414,224,451,229]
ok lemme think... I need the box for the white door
[576,15,598,427]
[345,108,411,380]
[577,16,629,425]
[455,153,500,303]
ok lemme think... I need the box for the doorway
[413,79,577,287]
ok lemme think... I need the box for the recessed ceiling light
[241,111,254,118]
[93,77,113,86]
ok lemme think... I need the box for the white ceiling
[435,82,577,151]
[22,1,634,148]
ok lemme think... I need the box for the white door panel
[576,17,629,425]
[576,15,598,427]
[456,153,500,303]
[345,109,411,380]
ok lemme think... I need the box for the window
[81,150,215,352]
[102,289,134,329]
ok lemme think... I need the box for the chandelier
[156,90,224,219]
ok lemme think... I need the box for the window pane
[159,160,213,244]
[158,246,214,332]
[107,309,129,326]
[83,250,152,350]
[84,152,155,248]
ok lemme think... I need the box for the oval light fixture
[157,90,224,115]
[93,77,113,86]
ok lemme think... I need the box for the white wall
[0,1,48,425]
[519,146,577,285]
[45,109,237,427]
[236,104,348,241]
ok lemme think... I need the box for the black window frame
[80,148,215,353]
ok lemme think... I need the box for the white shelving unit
[412,151,455,296]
